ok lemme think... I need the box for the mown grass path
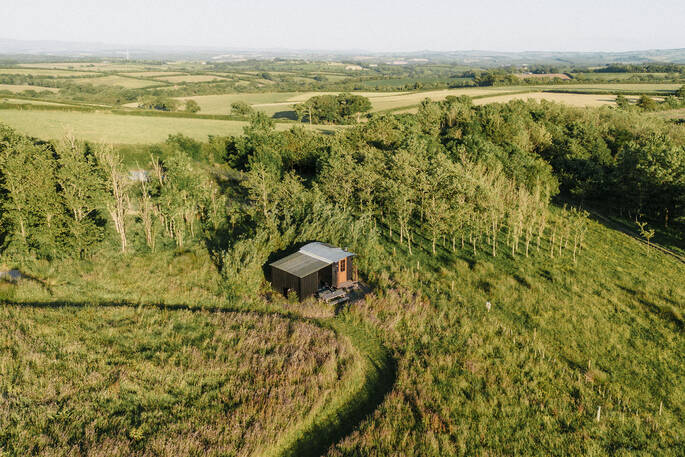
[1,300,395,457]
[263,315,395,457]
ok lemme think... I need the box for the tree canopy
[294,93,372,124]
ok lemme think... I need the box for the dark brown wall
[300,272,319,300]
[271,266,300,298]
[319,264,332,287]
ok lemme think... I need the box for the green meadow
[0,109,339,143]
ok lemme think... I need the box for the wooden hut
[270,242,355,300]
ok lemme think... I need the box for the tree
[137,179,156,251]
[615,94,630,109]
[55,134,105,256]
[336,93,372,122]
[423,154,453,255]
[184,99,200,113]
[318,151,357,212]
[154,151,208,248]
[388,150,418,253]
[0,139,64,257]
[231,101,255,116]
[95,145,130,253]
[635,219,655,252]
[295,93,371,124]
[636,95,657,111]
[137,96,179,111]
[243,160,282,230]
[676,85,685,99]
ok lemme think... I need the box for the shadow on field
[0,298,398,457]
[272,110,298,120]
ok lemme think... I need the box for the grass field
[69,75,164,88]
[376,84,680,113]
[0,68,98,77]
[173,91,403,115]
[546,83,681,93]
[18,62,160,72]
[0,304,352,456]
[0,84,59,93]
[392,91,625,114]
[153,74,230,83]
[0,110,338,143]
[121,71,187,78]
[474,92,636,107]
[367,87,528,112]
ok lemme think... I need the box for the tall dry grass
[0,305,352,456]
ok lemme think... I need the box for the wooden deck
[318,288,347,302]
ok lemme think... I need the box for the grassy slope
[328,206,684,456]
[0,247,394,457]
[0,203,681,456]
[172,92,402,116]
[0,304,353,456]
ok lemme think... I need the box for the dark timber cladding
[269,242,356,300]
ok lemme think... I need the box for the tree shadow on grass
[617,285,683,329]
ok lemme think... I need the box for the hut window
[340,258,346,272]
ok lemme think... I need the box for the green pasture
[0,109,338,143]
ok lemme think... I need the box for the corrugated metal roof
[299,242,355,263]
[270,251,330,278]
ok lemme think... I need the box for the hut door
[336,258,346,287]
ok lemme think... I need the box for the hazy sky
[3,0,684,52]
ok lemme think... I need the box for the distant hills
[1,38,684,65]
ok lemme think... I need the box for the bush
[184,99,201,113]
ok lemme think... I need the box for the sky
[3,0,684,52]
